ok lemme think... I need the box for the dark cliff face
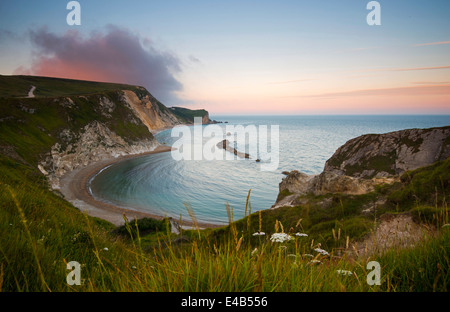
[324,127,450,178]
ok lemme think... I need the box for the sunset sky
[1,0,449,115]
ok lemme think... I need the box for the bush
[411,205,449,227]
[388,159,450,208]
[114,217,171,238]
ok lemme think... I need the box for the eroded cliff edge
[40,89,215,190]
[273,126,450,209]
[0,76,214,190]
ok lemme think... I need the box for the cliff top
[0,75,142,98]
[0,75,212,171]
[324,126,450,178]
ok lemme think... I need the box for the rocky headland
[273,126,450,209]
[32,88,215,190]
[0,76,215,222]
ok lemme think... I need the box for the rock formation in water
[273,126,450,209]
[216,139,251,159]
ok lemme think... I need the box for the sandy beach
[59,144,222,229]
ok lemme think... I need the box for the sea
[89,115,450,225]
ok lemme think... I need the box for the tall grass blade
[4,185,51,292]
[184,202,201,240]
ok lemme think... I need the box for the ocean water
[90,115,450,225]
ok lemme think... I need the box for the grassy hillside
[0,154,128,291]
[0,89,152,166]
[0,75,210,126]
[0,75,140,98]
[0,75,163,167]
[0,151,448,291]
[170,106,209,123]
[208,159,449,255]
[0,75,448,292]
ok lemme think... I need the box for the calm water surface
[90,115,450,225]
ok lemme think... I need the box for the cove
[88,115,450,225]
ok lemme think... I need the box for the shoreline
[59,144,224,229]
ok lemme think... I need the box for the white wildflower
[295,233,308,237]
[307,260,322,265]
[337,269,353,276]
[270,233,293,243]
[252,232,266,236]
[103,247,109,251]
[72,232,81,242]
[314,248,329,256]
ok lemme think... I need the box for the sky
[0,0,449,115]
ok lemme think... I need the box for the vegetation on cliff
[170,106,210,124]
[0,152,448,291]
[0,87,152,165]
[0,75,211,189]
[0,75,448,292]
[324,126,450,178]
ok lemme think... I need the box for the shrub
[114,217,171,238]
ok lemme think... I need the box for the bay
[90,115,450,225]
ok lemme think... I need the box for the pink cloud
[361,65,450,73]
[15,26,182,104]
[304,85,450,98]
[414,41,450,47]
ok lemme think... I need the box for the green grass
[211,191,382,251]
[325,128,449,178]
[387,159,450,210]
[0,75,140,98]
[170,107,209,123]
[0,74,449,291]
[114,217,171,238]
[0,91,152,165]
[0,153,449,291]
[275,189,293,202]
[377,227,450,292]
[0,154,125,291]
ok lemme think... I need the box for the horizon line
[210,113,450,117]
